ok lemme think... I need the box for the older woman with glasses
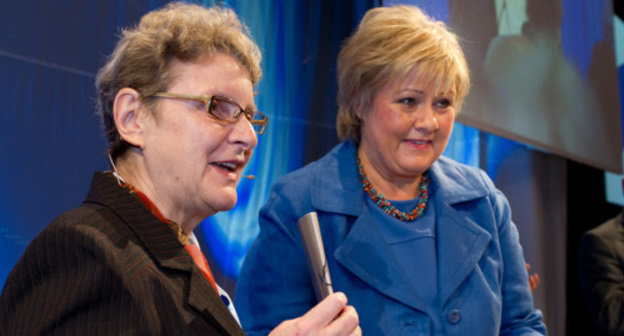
[0,3,360,335]
[236,5,546,335]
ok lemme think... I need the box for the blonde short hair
[336,5,470,144]
[96,2,262,158]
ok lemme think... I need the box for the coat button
[448,309,461,324]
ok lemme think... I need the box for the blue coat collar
[311,141,493,310]
[311,141,491,214]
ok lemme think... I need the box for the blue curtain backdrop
[0,0,526,293]
[0,0,377,292]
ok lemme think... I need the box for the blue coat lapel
[334,205,427,312]
[435,201,491,306]
[429,157,493,306]
[312,142,426,310]
[309,142,494,312]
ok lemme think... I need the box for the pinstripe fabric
[0,172,245,335]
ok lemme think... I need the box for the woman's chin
[199,187,237,215]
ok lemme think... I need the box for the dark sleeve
[0,222,150,335]
[579,231,624,336]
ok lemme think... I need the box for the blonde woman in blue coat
[235,5,547,335]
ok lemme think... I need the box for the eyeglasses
[150,92,268,134]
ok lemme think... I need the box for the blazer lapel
[313,143,426,311]
[426,159,493,307]
[334,208,427,312]
[85,172,243,335]
[187,267,244,335]
[436,201,491,306]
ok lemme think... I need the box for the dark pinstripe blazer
[0,172,245,335]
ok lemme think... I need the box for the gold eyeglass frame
[150,92,268,134]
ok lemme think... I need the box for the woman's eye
[435,98,452,109]
[397,97,417,106]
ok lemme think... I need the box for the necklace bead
[357,157,430,221]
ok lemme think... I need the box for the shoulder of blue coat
[266,141,362,216]
[269,141,355,190]
[430,156,496,204]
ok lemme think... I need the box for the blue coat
[235,141,546,335]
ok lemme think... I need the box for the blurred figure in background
[579,209,624,336]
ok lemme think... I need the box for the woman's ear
[113,88,146,149]
[354,104,366,121]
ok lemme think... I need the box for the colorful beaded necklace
[357,157,430,221]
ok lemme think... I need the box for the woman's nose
[413,108,439,132]
[229,117,258,151]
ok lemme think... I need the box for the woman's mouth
[214,162,238,172]
[405,139,433,147]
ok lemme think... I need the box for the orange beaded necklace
[357,157,430,221]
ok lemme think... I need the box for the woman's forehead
[386,69,456,95]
